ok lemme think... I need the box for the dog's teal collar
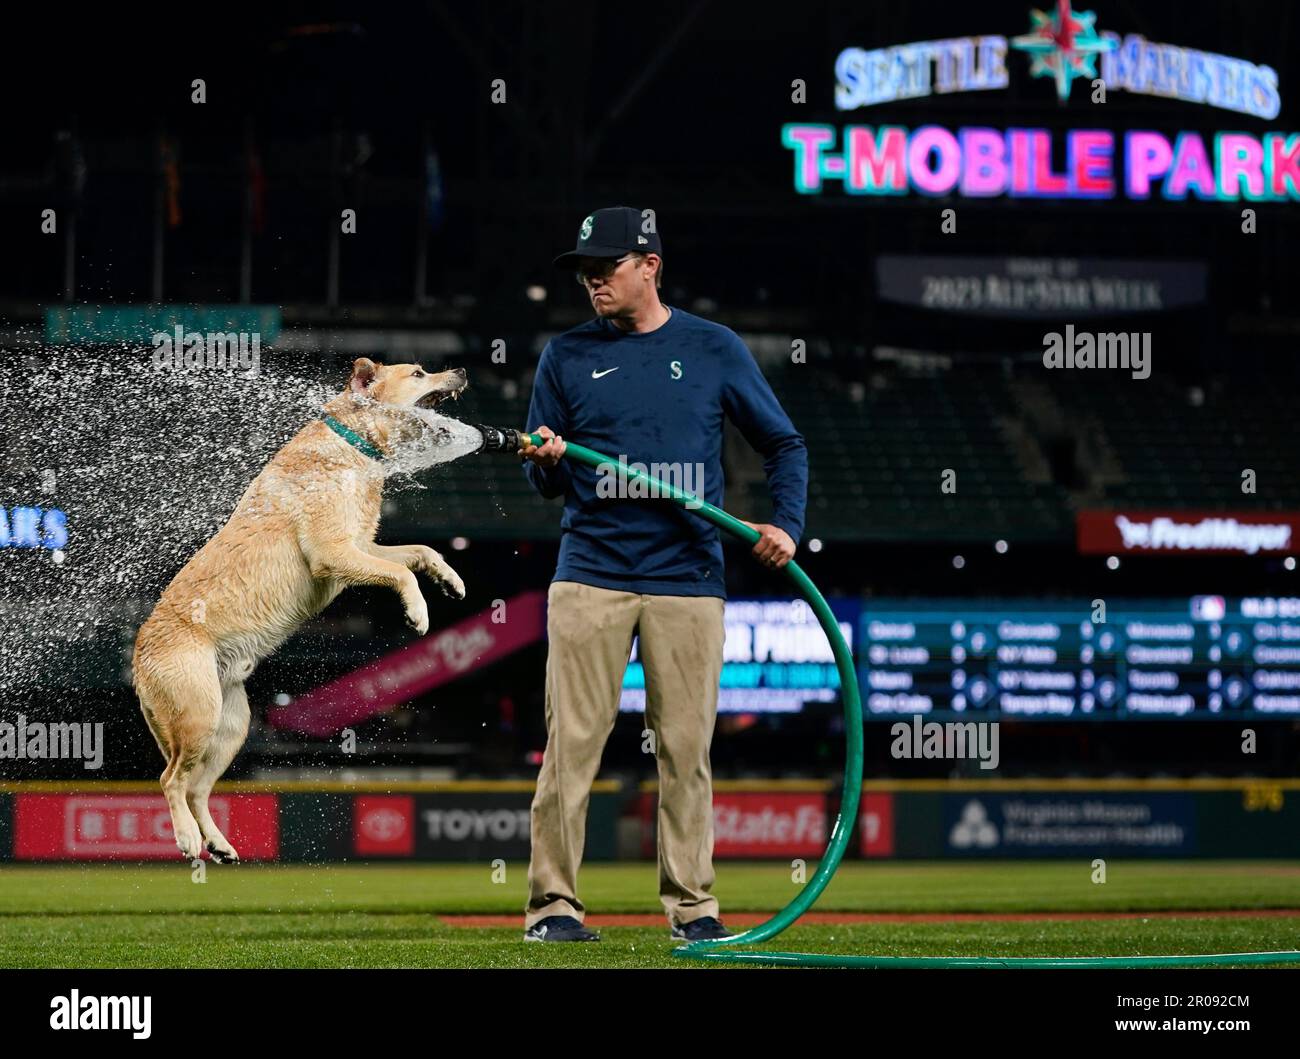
[322,415,384,461]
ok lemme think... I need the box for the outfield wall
[0,780,1296,862]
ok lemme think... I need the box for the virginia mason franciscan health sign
[782,2,1297,202]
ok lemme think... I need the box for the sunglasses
[574,254,636,287]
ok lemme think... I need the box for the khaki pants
[525,580,725,929]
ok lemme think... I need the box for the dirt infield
[443,909,1300,928]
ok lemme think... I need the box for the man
[520,206,807,942]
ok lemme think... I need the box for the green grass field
[0,860,1297,968]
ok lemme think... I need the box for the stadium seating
[384,358,1300,544]
[1045,371,1300,511]
[746,362,1069,541]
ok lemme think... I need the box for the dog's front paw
[405,594,430,636]
[418,547,466,600]
[440,568,466,600]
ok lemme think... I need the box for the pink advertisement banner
[267,590,545,736]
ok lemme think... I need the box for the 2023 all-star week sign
[784,3,1297,202]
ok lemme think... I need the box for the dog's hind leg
[185,679,251,864]
[140,650,224,861]
[136,683,173,763]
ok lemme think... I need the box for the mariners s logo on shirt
[670,360,683,379]
[579,215,593,241]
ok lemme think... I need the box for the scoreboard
[619,598,855,714]
[861,596,1300,721]
[618,596,1300,720]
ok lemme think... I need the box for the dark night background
[1,1,1297,780]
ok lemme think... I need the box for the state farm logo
[66,796,230,855]
[859,792,895,857]
[712,795,826,854]
[353,796,413,856]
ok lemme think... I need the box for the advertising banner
[269,590,546,736]
[712,792,828,858]
[622,597,858,714]
[352,795,416,857]
[859,792,895,857]
[412,794,534,860]
[44,305,281,346]
[942,793,1195,857]
[13,793,279,861]
[876,256,1206,317]
[1078,510,1297,556]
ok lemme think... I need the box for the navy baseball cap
[553,206,663,268]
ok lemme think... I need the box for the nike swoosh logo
[591,367,619,379]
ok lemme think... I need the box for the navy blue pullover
[522,307,807,598]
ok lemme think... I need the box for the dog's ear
[349,358,379,392]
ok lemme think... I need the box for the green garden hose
[517,430,1300,969]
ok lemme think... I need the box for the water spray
[469,424,1300,969]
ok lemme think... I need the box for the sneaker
[523,915,600,942]
[670,916,732,941]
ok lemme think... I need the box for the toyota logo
[361,808,407,842]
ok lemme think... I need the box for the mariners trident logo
[579,214,593,241]
[1011,0,1115,103]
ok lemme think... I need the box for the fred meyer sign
[787,4,1294,201]
[1078,511,1298,556]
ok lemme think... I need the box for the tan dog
[132,358,468,862]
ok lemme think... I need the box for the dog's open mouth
[416,387,463,409]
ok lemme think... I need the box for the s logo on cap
[579,215,593,241]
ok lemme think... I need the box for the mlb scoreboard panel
[860,596,1300,720]
[618,596,1300,720]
